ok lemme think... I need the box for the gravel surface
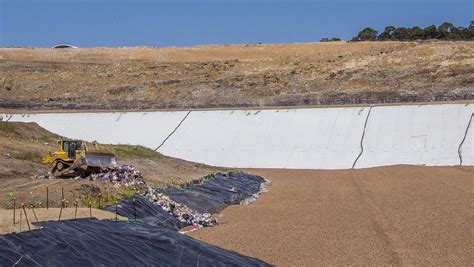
[189,165,474,265]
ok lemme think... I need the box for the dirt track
[189,166,474,265]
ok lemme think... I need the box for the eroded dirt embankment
[0,121,220,210]
[1,41,473,110]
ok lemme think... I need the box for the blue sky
[0,0,472,47]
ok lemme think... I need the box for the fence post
[46,186,49,210]
[74,200,78,219]
[30,204,39,223]
[58,199,64,221]
[21,203,31,231]
[98,193,102,209]
[19,206,22,232]
[13,196,16,225]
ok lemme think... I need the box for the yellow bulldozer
[42,139,117,177]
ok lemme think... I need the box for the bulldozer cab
[61,140,82,159]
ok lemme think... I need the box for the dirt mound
[1,41,473,110]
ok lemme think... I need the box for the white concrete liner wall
[2,112,188,149]
[2,103,473,169]
[355,104,474,168]
[159,108,370,169]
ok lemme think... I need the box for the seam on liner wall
[352,106,373,169]
[155,110,192,151]
[458,113,474,166]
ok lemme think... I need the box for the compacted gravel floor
[190,165,474,266]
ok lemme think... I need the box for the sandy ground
[0,207,125,234]
[189,165,474,265]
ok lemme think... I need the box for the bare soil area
[1,41,473,110]
[0,208,126,234]
[189,166,474,265]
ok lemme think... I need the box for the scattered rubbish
[33,167,267,230]
[89,165,146,187]
[107,194,183,230]
[148,171,266,227]
[32,174,51,180]
[145,188,218,228]
[112,171,268,229]
[34,165,146,187]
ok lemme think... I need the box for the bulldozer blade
[83,152,117,167]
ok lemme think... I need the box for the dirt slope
[190,166,474,265]
[1,41,473,110]
[0,121,219,208]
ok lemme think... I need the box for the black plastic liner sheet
[0,219,270,267]
[105,194,184,230]
[162,172,266,214]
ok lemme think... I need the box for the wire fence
[4,185,139,233]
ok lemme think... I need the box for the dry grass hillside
[1,41,473,110]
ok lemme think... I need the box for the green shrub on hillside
[352,21,474,41]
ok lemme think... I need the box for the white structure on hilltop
[52,44,78,49]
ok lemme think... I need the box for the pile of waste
[33,165,146,188]
[88,165,146,187]
[145,188,217,228]
[37,168,266,230]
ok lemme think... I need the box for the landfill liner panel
[162,172,266,214]
[0,218,270,266]
[110,172,267,228]
[106,194,185,229]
